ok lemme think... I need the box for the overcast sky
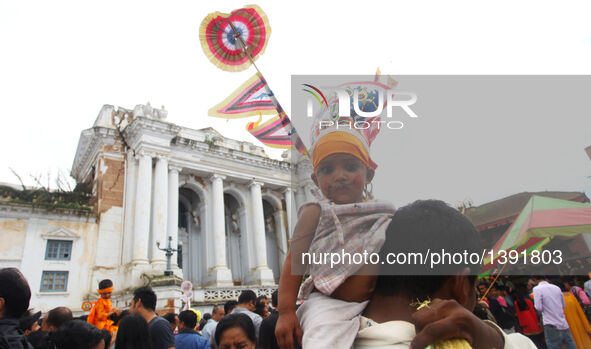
[1,0,590,207]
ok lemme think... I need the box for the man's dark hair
[256,295,268,303]
[238,290,257,305]
[0,268,31,318]
[375,200,481,300]
[132,286,157,311]
[19,310,42,331]
[203,313,212,321]
[271,290,278,308]
[52,320,104,349]
[46,307,73,329]
[178,310,197,329]
[98,279,113,290]
[215,313,256,346]
[162,313,177,325]
[100,329,112,348]
[224,300,238,314]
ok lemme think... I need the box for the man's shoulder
[261,312,279,326]
[149,316,173,331]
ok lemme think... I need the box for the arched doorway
[178,187,205,286]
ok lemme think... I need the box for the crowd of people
[0,266,280,349]
[475,274,591,349]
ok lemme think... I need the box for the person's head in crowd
[237,290,257,311]
[52,320,105,349]
[373,200,482,312]
[98,279,113,300]
[178,310,197,331]
[527,278,536,291]
[514,283,531,311]
[489,284,499,298]
[215,313,257,349]
[198,318,207,331]
[531,275,547,284]
[212,306,225,321]
[224,300,238,315]
[129,286,157,316]
[477,282,488,298]
[42,307,73,332]
[114,313,152,349]
[199,312,211,330]
[27,330,51,349]
[162,312,178,332]
[254,301,268,318]
[112,309,129,327]
[0,267,31,319]
[19,310,42,335]
[256,295,269,311]
[100,329,112,349]
[496,285,507,296]
[564,278,576,291]
[551,278,567,292]
[270,290,278,310]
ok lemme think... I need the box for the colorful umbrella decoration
[481,195,591,274]
[199,5,271,72]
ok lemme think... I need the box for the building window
[40,271,68,292]
[45,240,72,260]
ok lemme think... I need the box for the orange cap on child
[312,131,376,171]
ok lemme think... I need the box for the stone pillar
[132,151,152,264]
[208,174,233,287]
[122,153,137,264]
[151,156,168,267]
[249,181,274,285]
[167,165,181,268]
[273,210,288,270]
[283,187,294,238]
[250,181,267,267]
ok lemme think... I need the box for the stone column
[210,174,227,268]
[250,181,267,267]
[208,174,233,287]
[273,210,288,270]
[283,187,294,238]
[151,156,168,267]
[167,165,181,268]
[132,151,152,264]
[122,152,137,264]
[249,181,274,285]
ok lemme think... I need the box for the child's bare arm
[276,204,320,349]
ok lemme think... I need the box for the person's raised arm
[275,204,320,349]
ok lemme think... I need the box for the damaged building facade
[0,104,315,314]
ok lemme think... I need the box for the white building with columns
[0,103,316,314]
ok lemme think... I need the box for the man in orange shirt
[87,279,121,332]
